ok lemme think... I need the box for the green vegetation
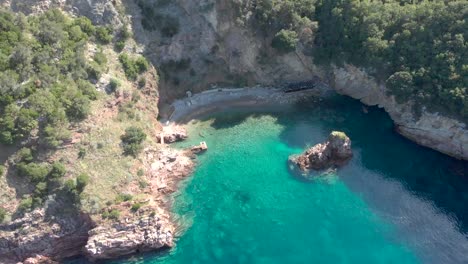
[116,193,133,202]
[119,53,149,80]
[131,202,142,212]
[121,126,147,157]
[109,78,121,93]
[102,208,120,220]
[0,9,103,146]
[0,165,4,176]
[251,0,467,119]
[76,173,90,193]
[330,131,348,140]
[95,26,112,44]
[271,29,299,53]
[0,208,6,223]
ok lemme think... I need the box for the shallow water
[77,95,468,264]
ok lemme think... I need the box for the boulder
[289,131,353,171]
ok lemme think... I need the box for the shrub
[131,203,142,212]
[17,162,50,183]
[67,95,91,121]
[138,77,146,88]
[78,147,86,159]
[0,165,5,176]
[121,127,147,157]
[137,169,144,177]
[94,51,107,66]
[34,181,48,197]
[95,26,112,44]
[119,53,149,80]
[109,78,121,93]
[117,193,133,202]
[49,162,66,179]
[271,29,298,53]
[115,40,126,52]
[64,179,76,192]
[17,147,33,163]
[108,209,120,220]
[0,208,6,223]
[76,173,90,193]
[18,197,33,212]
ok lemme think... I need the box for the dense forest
[252,0,467,119]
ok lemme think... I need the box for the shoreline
[162,86,329,124]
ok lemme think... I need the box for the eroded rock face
[0,209,94,263]
[289,131,353,171]
[85,216,173,261]
[332,64,468,160]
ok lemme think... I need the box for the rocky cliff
[121,0,467,160]
[331,65,467,160]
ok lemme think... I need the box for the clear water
[75,96,468,264]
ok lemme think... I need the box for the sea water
[92,95,468,264]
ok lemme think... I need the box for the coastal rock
[0,209,94,263]
[22,255,58,264]
[85,216,173,261]
[332,64,468,160]
[190,141,208,154]
[156,125,188,144]
[289,131,353,171]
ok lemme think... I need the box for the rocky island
[289,131,353,172]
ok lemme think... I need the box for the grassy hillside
[0,8,160,223]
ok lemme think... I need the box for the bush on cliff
[272,29,299,53]
[119,53,149,80]
[121,126,147,157]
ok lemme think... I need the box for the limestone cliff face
[331,65,467,160]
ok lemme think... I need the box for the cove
[104,95,467,264]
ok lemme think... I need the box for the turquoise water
[79,96,468,264]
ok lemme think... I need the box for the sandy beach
[163,86,329,123]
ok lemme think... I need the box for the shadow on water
[200,95,468,234]
[277,96,468,234]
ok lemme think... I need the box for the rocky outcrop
[0,0,123,26]
[22,255,58,264]
[156,125,188,144]
[85,215,173,260]
[332,64,468,160]
[0,209,94,263]
[289,131,353,171]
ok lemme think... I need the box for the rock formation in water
[289,131,353,171]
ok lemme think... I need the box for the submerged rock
[289,131,353,171]
[190,141,208,154]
